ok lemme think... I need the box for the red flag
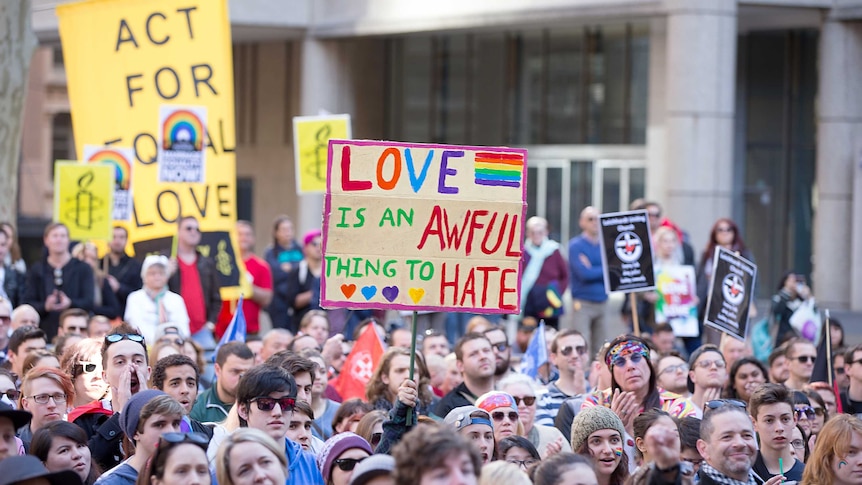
[333,323,385,401]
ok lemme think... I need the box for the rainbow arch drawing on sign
[86,149,132,190]
[162,109,204,151]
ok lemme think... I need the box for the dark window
[237,178,253,222]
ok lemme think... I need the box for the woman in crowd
[317,432,373,485]
[497,435,541,473]
[804,389,829,449]
[1,222,27,273]
[520,216,569,328]
[476,392,521,447]
[148,340,181,365]
[583,335,695,438]
[725,357,769,404]
[792,391,815,439]
[571,406,630,485]
[30,420,101,485]
[498,373,569,457]
[801,414,862,485]
[136,432,209,485]
[71,242,120,320]
[0,368,19,409]
[61,338,108,410]
[792,424,808,465]
[264,215,303,331]
[696,218,753,342]
[23,222,94,341]
[532,452,599,485]
[366,348,434,416]
[332,399,373,435]
[124,255,189,344]
[355,410,385,452]
[216,427,288,485]
[632,409,677,470]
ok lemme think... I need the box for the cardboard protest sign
[54,162,114,240]
[58,0,244,298]
[321,140,527,313]
[293,114,351,194]
[655,265,699,337]
[598,210,655,293]
[158,105,207,183]
[703,247,757,341]
[83,145,134,222]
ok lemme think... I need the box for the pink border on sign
[320,139,528,314]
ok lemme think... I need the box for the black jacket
[2,264,25,308]
[74,410,124,472]
[101,254,142,315]
[168,251,222,325]
[23,259,94,340]
[434,382,479,418]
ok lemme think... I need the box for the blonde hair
[216,428,287,485]
[479,461,531,485]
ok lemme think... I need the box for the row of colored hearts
[339,283,425,303]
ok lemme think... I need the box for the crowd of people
[0,204,857,485]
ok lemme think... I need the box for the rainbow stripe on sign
[87,149,132,190]
[474,151,524,188]
[162,110,204,151]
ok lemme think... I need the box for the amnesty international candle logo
[321,140,527,313]
[54,162,114,240]
[614,232,643,264]
[158,105,207,183]
[293,114,352,194]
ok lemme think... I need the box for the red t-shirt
[179,258,207,334]
[216,254,272,336]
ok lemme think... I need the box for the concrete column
[662,0,737,253]
[815,20,862,310]
[646,16,667,203]
[297,38,347,234]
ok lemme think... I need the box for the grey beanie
[570,405,627,451]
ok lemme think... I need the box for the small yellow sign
[293,114,351,193]
[54,161,115,240]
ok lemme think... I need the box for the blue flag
[520,321,548,380]
[213,295,246,361]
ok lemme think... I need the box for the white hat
[141,255,170,278]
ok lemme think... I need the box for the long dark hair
[31,421,101,485]
[700,218,748,266]
[607,335,661,411]
[726,357,769,400]
[576,438,630,485]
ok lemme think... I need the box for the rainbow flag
[474,151,524,188]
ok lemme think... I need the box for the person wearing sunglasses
[791,391,816,440]
[583,335,696,440]
[318,432,373,485]
[536,329,589,428]
[784,339,818,392]
[749,384,805,484]
[61,338,108,411]
[0,368,20,409]
[499,373,571,458]
[235,364,324,485]
[97,390,184,485]
[136,432,209,485]
[216,427,289,485]
[476,391,522,448]
[18,367,74,449]
[70,324,150,472]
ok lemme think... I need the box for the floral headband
[605,340,650,367]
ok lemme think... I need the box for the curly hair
[150,354,199,391]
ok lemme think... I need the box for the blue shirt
[568,234,607,302]
[285,438,324,485]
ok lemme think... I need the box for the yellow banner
[293,115,352,194]
[58,0,243,297]
[54,162,115,241]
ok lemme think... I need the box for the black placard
[597,210,655,293]
[703,247,757,342]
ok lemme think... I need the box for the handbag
[789,299,821,344]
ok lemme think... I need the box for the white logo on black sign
[722,274,745,306]
[614,232,643,264]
